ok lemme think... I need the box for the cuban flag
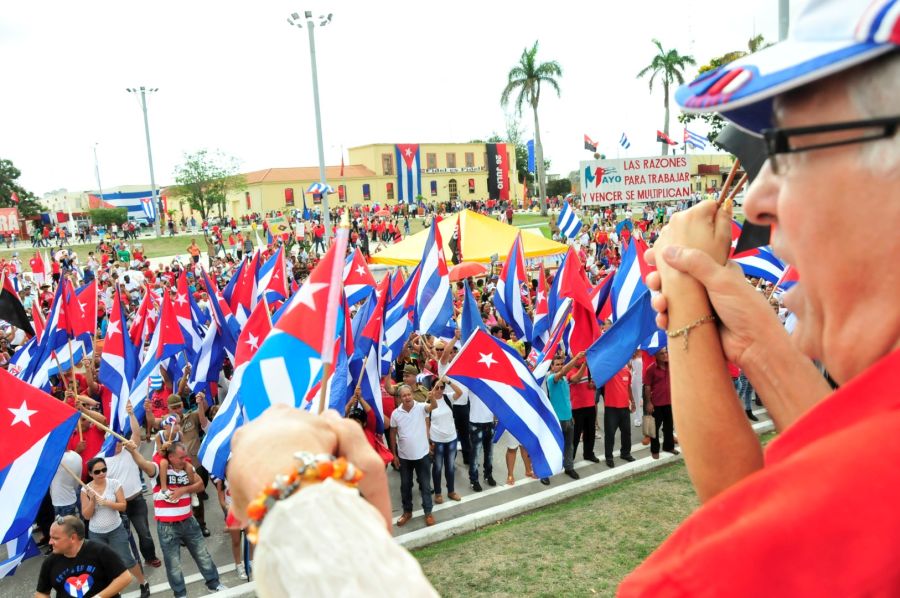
[228,253,261,325]
[256,247,288,304]
[98,288,139,436]
[619,132,631,150]
[189,316,226,398]
[343,249,376,306]
[129,289,159,348]
[684,128,708,150]
[240,240,345,421]
[199,298,272,479]
[446,329,564,479]
[585,288,657,387]
[557,201,582,240]
[1,529,40,577]
[730,220,786,283]
[531,263,551,349]
[0,369,80,544]
[19,283,71,391]
[395,144,422,204]
[382,267,417,373]
[775,264,799,292]
[349,277,390,433]
[122,293,185,436]
[6,336,38,379]
[611,239,650,319]
[414,223,453,337]
[175,271,204,360]
[527,298,572,384]
[200,269,240,360]
[460,280,487,340]
[64,280,97,357]
[493,233,533,342]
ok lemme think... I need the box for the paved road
[0,407,770,597]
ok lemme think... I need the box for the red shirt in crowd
[620,349,900,596]
[568,370,595,410]
[643,363,671,407]
[603,366,632,409]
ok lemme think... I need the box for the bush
[88,207,128,227]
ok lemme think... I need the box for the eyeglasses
[762,116,899,174]
[92,468,107,475]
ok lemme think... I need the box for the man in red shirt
[643,349,677,459]
[602,364,635,468]
[569,362,599,463]
[622,3,900,594]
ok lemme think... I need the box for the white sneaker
[213,583,228,592]
[237,563,248,580]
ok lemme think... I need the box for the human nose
[743,160,780,227]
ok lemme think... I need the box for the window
[446,153,457,169]
[284,188,295,206]
[448,178,458,200]
[430,180,438,197]
[382,153,394,176]
[245,192,251,210]
[362,184,371,201]
[338,185,346,202]
[468,178,476,194]
[465,152,475,168]
[386,182,394,200]
[426,153,437,170]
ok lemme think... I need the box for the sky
[0,0,798,197]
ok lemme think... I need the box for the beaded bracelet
[245,451,364,544]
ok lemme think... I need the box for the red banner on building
[0,208,20,235]
[486,143,510,202]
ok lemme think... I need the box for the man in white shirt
[106,402,161,568]
[390,383,439,528]
[50,451,83,517]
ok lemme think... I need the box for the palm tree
[637,39,696,156]
[501,41,562,216]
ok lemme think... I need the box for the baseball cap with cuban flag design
[675,0,900,134]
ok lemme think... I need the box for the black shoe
[485,476,497,487]
[201,526,211,537]
[585,454,600,463]
[471,480,483,492]
[565,469,580,480]
[746,409,759,422]
[621,455,636,463]
[754,398,763,406]
[198,490,209,500]
[539,478,550,486]
[140,582,151,598]
[605,459,615,468]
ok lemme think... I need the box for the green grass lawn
[414,461,698,597]
[415,432,777,597]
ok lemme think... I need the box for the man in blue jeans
[468,389,497,492]
[152,443,225,597]
[390,384,439,527]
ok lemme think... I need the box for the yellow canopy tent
[369,209,567,266]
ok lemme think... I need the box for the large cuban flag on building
[88,190,157,221]
[395,144,422,204]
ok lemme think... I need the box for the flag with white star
[0,368,80,544]
[445,329,564,478]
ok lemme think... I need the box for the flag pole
[317,221,350,415]
[717,159,742,207]
[60,463,102,497]
[80,411,130,444]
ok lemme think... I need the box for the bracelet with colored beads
[245,451,364,544]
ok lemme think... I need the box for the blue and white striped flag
[557,202,583,240]
[684,128,708,150]
[619,133,631,149]
[1,530,40,578]
[414,222,454,337]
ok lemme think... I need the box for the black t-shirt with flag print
[36,540,127,598]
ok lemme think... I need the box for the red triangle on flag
[0,369,78,471]
[446,329,524,390]
[396,144,419,169]
[235,298,272,366]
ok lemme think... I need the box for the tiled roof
[243,165,376,184]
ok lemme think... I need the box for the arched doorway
[448,178,458,200]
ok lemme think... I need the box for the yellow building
[686,153,743,194]
[167,142,520,220]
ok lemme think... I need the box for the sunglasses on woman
[92,468,107,475]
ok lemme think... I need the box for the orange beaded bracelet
[245,451,364,544]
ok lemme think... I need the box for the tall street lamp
[126,86,162,237]
[287,11,333,242]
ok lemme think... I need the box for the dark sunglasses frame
[762,116,899,174]
[92,468,108,475]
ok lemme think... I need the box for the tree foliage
[0,158,44,217]
[637,39,696,155]
[169,150,245,220]
[501,41,562,216]
[546,177,571,198]
[88,207,128,226]
[678,35,774,143]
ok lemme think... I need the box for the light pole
[287,11,333,242]
[92,143,105,201]
[126,86,162,237]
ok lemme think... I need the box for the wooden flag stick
[317,362,332,415]
[722,174,750,211]
[717,159,742,207]
[80,411,129,444]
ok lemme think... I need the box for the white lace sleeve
[255,478,438,598]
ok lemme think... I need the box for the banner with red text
[0,208,20,235]
[486,143,510,202]
[580,156,691,206]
